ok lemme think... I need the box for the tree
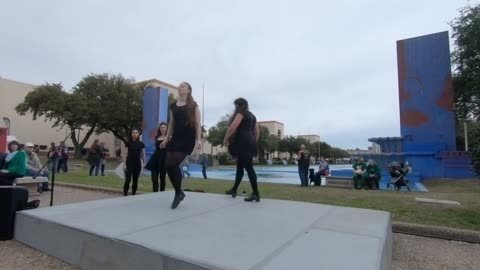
[257,127,278,161]
[278,136,310,158]
[207,115,230,147]
[451,4,480,119]
[74,73,143,144]
[15,83,97,157]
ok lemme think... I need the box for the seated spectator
[317,157,330,176]
[24,142,50,191]
[352,158,366,189]
[0,141,28,186]
[365,159,381,190]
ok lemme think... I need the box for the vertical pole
[464,121,469,151]
[202,83,205,154]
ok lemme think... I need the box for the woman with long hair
[87,139,102,176]
[123,129,146,196]
[145,122,168,192]
[224,98,260,202]
[160,82,201,209]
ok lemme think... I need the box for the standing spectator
[87,140,102,176]
[181,157,191,178]
[115,148,122,159]
[366,159,381,190]
[47,142,60,174]
[352,158,367,189]
[123,129,145,196]
[296,144,311,187]
[24,142,50,191]
[99,142,109,176]
[57,141,69,173]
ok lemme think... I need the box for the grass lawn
[56,159,480,231]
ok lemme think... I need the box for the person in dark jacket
[297,145,311,187]
[87,139,102,176]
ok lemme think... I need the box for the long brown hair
[181,82,197,129]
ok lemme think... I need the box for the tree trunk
[70,124,97,158]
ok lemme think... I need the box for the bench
[324,176,353,189]
[13,177,48,196]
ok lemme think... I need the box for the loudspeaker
[0,186,28,240]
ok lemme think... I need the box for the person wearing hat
[24,142,50,191]
[0,140,27,186]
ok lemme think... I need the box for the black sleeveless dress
[167,103,196,155]
[228,111,258,158]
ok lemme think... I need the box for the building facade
[257,121,284,139]
[0,77,180,156]
[297,134,320,143]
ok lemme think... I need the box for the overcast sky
[0,0,475,149]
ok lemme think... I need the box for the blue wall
[142,87,169,161]
[397,31,456,153]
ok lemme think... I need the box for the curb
[392,221,480,244]
[56,182,480,244]
[56,182,145,195]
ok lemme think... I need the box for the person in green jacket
[0,140,27,186]
[352,158,367,189]
[365,159,381,190]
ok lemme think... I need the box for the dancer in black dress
[160,82,201,209]
[145,122,168,192]
[224,98,261,202]
[123,129,145,196]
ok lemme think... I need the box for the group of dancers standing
[122,82,260,209]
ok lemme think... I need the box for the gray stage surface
[15,192,392,270]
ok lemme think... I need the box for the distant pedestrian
[57,141,69,173]
[200,153,208,179]
[297,144,311,187]
[99,142,108,176]
[87,140,102,176]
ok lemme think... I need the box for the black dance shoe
[244,194,260,202]
[171,192,186,209]
[225,189,237,198]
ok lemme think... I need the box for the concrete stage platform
[14,192,392,270]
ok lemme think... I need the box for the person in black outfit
[145,122,168,192]
[123,129,146,196]
[160,82,201,209]
[224,98,261,202]
[87,140,102,176]
[297,144,311,187]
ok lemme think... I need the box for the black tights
[231,154,259,195]
[124,161,141,196]
[151,167,167,192]
[165,152,187,195]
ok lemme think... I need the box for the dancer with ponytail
[160,82,201,209]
